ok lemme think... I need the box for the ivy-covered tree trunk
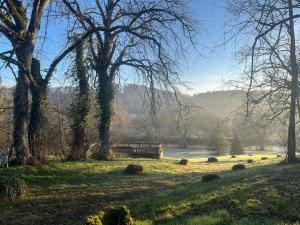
[28,58,48,163]
[12,74,30,165]
[69,42,90,160]
[96,72,115,160]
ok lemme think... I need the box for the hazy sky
[184,0,239,93]
[0,0,241,94]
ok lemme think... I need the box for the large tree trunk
[96,72,115,160]
[13,73,30,165]
[69,42,90,160]
[28,58,48,164]
[287,0,297,163]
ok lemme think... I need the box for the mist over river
[163,146,287,159]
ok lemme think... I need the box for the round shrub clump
[207,157,218,163]
[247,159,254,163]
[232,164,246,170]
[202,174,220,182]
[124,164,143,175]
[261,157,268,160]
[179,159,188,165]
[86,206,133,225]
[0,177,26,201]
[231,155,236,158]
[277,155,282,158]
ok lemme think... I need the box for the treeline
[0,86,287,157]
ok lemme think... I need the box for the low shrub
[86,206,133,225]
[261,157,268,160]
[232,164,246,170]
[207,157,218,163]
[0,176,26,201]
[231,155,236,158]
[277,155,282,158]
[179,159,188,165]
[202,174,220,182]
[124,164,143,175]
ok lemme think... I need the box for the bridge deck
[113,143,163,159]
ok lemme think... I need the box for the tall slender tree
[68,39,90,160]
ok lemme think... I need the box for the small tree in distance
[230,132,244,155]
[207,119,228,156]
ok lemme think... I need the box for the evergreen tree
[230,133,244,155]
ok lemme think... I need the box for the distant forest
[0,84,291,156]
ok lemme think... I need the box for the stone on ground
[124,164,143,175]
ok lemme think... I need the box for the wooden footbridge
[113,143,163,159]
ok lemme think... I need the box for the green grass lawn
[0,154,299,225]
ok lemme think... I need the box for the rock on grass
[179,159,188,165]
[232,164,246,170]
[247,159,254,163]
[202,174,220,182]
[124,164,143,175]
[207,157,218,163]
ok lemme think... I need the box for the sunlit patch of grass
[0,153,298,225]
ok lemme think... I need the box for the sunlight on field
[0,153,292,225]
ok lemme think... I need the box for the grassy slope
[0,154,299,225]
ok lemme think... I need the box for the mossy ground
[0,154,299,225]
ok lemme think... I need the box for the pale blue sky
[0,0,240,94]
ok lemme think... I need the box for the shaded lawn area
[0,154,299,225]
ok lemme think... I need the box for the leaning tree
[227,0,300,163]
[62,0,196,160]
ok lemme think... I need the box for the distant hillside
[116,85,246,118]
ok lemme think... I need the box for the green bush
[0,176,26,201]
[230,133,244,155]
[85,206,134,225]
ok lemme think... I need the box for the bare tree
[226,0,300,163]
[0,0,106,164]
[0,0,50,164]
[62,0,196,160]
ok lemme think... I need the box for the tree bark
[69,42,89,160]
[287,0,297,163]
[13,73,30,165]
[96,71,115,160]
[28,58,48,163]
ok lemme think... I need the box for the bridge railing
[113,143,163,159]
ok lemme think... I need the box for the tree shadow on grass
[131,163,300,225]
[0,161,299,225]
